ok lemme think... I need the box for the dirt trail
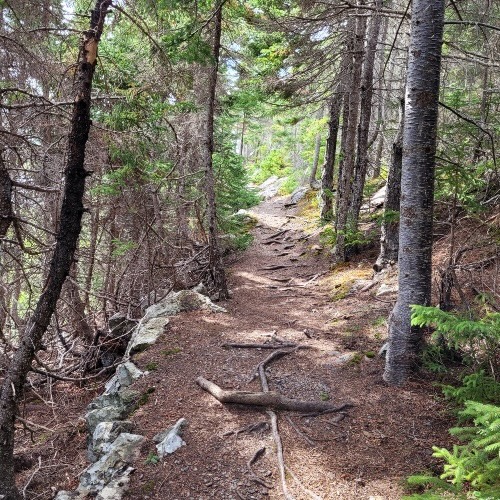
[123,196,451,500]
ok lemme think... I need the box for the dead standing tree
[0,1,112,497]
[204,0,229,300]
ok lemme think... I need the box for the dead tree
[0,2,112,497]
[204,1,229,300]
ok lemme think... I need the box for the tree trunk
[309,108,323,188]
[384,0,445,386]
[0,152,13,239]
[204,2,228,300]
[374,98,404,272]
[349,0,383,228]
[333,12,367,261]
[0,2,111,497]
[320,94,343,220]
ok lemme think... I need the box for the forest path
[126,195,451,500]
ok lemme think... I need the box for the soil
[15,195,455,499]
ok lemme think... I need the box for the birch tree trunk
[384,0,445,386]
[0,2,112,497]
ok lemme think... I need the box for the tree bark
[333,12,367,261]
[0,2,111,497]
[0,152,13,239]
[204,1,228,299]
[384,0,445,386]
[374,98,404,272]
[309,108,323,188]
[349,0,383,228]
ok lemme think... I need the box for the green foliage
[250,150,292,184]
[145,452,160,465]
[442,371,500,407]
[411,306,500,377]
[406,374,500,500]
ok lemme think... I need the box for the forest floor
[16,194,454,499]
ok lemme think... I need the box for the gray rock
[192,282,208,296]
[154,418,187,458]
[144,290,226,321]
[108,313,137,340]
[127,290,226,356]
[258,176,286,199]
[288,186,309,205]
[54,492,80,500]
[90,421,135,462]
[233,209,258,225]
[86,389,140,436]
[78,433,144,497]
[104,362,143,395]
[376,283,398,296]
[126,316,169,356]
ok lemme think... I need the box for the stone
[108,313,137,340]
[329,351,361,366]
[258,176,286,199]
[376,283,398,296]
[154,418,187,458]
[192,282,208,296]
[55,492,79,500]
[288,186,309,205]
[126,316,169,355]
[361,184,386,212]
[127,290,227,355]
[78,433,144,497]
[85,389,140,436]
[90,421,135,462]
[105,362,143,395]
[233,209,258,225]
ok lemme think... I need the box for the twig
[222,421,269,438]
[285,415,315,447]
[16,416,55,434]
[247,447,273,489]
[22,456,41,499]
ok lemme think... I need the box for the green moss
[162,347,182,356]
[145,362,158,371]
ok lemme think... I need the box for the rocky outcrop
[258,175,285,199]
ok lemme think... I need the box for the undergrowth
[405,307,500,500]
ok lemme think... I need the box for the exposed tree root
[222,342,299,349]
[196,377,349,413]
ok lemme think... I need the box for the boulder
[232,209,258,225]
[287,186,309,205]
[85,389,140,437]
[361,184,386,212]
[126,316,169,356]
[77,433,144,498]
[108,314,137,340]
[90,421,135,462]
[153,418,187,458]
[143,290,226,321]
[258,176,286,199]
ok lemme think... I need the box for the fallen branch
[196,377,350,413]
[222,342,299,350]
[259,264,294,271]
